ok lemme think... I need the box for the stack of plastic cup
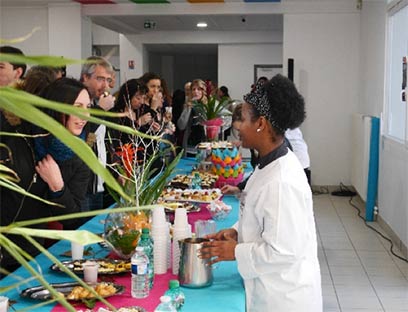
[172,208,191,275]
[167,222,171,270]
[151,206,169,274]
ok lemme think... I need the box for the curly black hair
[263,74,306,135]
[139,72,161,85]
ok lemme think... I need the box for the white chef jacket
[285,128,310,169]
[233,150,322,312]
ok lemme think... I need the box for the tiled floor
[315,193,408,312]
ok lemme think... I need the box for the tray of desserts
[159,188,222,204]
[156,200,201,213]
[197,141,233,149]
[169,172,218,189]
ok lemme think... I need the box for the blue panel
[365,117,380,221]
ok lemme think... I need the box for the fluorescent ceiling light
[197,22,208,28]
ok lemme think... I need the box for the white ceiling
[91,14,283,33]
[1,0,358,55]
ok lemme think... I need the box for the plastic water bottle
[191,172,202,190]
[164,279,185,311]
[131,246,149,298]
[138,228,154,289]
[154,296,176,312]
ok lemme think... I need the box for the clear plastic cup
[82,261,99,284]
[0,296,8,312]
[71,241,84,260]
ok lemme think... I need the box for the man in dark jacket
[80,56,115,211]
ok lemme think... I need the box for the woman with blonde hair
[177,79,207,155]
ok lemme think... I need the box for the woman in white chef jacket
[201,74,322,312]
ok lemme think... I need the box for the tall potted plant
[193,96,232,141]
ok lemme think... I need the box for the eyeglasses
[95,76,113,84]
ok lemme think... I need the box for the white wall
[0,6,49,55]
[92,23,119,46]
[379,137,408,246]
[48,4,82,78]
[119,34,143,82]
[82,16,93,60]
[219,43,283,100]
[284,13,360,185]
[0,4,85,78]
[359,1,386,117]
[363,0,408,247]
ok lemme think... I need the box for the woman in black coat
[0,78,91,275]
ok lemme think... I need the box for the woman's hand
[138,113,152,126]
[206,228,238,241]
[98,94,115,111]
[221,185,241,195]
[151,121,162,132]
[200,229,238,265]
[35,154,64,192]
[151,92,163,110]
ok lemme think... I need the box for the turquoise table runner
[0,157,246,311]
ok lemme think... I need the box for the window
[385,2,408,141]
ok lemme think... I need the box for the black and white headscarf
[243,82,284,133]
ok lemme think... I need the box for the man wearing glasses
[80,56,115,212]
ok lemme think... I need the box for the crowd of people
[0,46,321,311]
[0,46,231,273]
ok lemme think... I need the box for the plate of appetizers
[159,188,222,204]
[50,259,130,275]
[20,282,124,301]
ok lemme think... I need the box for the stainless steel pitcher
[178,237,213,288]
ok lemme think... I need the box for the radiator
[351,113,380,221]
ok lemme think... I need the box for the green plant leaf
[6,228,103,245]
[0,89,130,202]
[0,53,84,67]
[82,298,97,309]
[192,96,232,121]
[0,175,64,207]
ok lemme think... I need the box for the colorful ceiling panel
[129,0,169,3]
[74,0,280,3]
[74,0,116,4]
[187,0,224,3]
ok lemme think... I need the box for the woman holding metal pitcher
[200,74,322,312]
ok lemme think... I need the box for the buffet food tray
[169,172,218,189]
[20,282,124,301]
[50,258,130,275]
[197,141,233,149]
[159,188,222,204]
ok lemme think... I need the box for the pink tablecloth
[51,206,212,312]
[52,269,178,312]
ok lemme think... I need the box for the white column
[48,3,83,79]
[119,34,143,82]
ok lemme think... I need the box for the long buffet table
[0,158,246,312]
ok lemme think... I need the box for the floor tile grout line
[327,194,386,312]
[341,197,408,282]
[314,194,342,312]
